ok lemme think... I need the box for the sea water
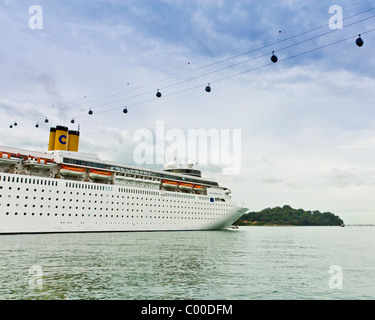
[0,226,374,300]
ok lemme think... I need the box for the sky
[1,0,375,224]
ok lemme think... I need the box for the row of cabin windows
[1,189,234,208]
[66,182,113,191]
[1,175,57,186]
[4,212,223,220]
[1,188,233,209]
[64,182,161,196]
[119,187,159,196]
[4,200,232,211]
[163,192,195,199]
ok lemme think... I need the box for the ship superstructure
[0,126,247,234]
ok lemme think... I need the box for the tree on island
[235,205,344,226]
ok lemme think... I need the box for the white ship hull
[0,173,246,234]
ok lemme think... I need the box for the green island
[235,205,344,226]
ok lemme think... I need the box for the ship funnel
[54,125,68,151]
[48,127,56,151]
[67,130,80,152]
[48,125,80,152]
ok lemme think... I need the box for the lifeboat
[179,182,193,192]
[89,169,112,180]
[193,185,204,194]
[162,180,178,190]
[60,165,86,177]
[23,157,56,170]
[0,152,21,165]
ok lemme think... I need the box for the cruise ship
[0,126,247,234]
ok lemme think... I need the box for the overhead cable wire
[87,27,375,116]
[64,13,375,117]
[60,7,375,112]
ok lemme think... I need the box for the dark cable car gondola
[271,51,278,63]
[35,123,39,128]
[123,107,128,114]
[356,34,364,47]
[88,108,93,115]
[9,124,13,129]
[45,117,49,123]
[71,118,75,124]
[205,84,211,92]
[14,122,17,126]
[156,89,162,98]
